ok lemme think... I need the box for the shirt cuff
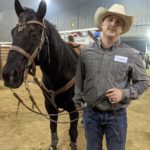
[121,89,131,103]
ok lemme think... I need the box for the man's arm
[73,53,85,105]
[122,53,149,101]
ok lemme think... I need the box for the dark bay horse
[2,0,80,149]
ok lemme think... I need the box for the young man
[73,4,149,150]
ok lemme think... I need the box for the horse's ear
[36,0,47,20]
[14,0,24,17]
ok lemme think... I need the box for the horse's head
[2,0,47,88]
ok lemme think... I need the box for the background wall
[1,0,150,41]
[0,0,150,55]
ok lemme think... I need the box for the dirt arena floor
[0,70,150,150]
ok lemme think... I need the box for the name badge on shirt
[114,55,128,63]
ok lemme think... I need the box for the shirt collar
[98,38,121,51]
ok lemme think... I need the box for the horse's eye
[31,31,37,38]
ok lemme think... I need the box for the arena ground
[0,70,150,150]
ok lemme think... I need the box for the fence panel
[0,42,11,79]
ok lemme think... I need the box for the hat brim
[94,7,135,34]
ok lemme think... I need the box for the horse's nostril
[10,69,16,76]
[9,69,18,81]
[2,68,18,82]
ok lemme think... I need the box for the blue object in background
[93,31,100,39]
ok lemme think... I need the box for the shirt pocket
[109,62,128,83]
[83,59,98,94]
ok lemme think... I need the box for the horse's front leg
[45,100,58,150]
[68,109,79,150]
[49,115,58,150]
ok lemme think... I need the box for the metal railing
[0,42,12,79]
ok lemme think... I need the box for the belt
[92,107,126,113]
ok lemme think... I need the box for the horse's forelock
[18,8,38,22]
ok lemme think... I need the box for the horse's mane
[44,20,78,74]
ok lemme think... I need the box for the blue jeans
[83,107,127,150]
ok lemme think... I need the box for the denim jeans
[83,107,127,150]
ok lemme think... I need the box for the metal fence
[0,42,11,79]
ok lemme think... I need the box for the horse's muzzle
[2,65,23,88]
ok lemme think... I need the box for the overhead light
[45,0,51,5]
[38,0,51,5]
[146,30,150,41]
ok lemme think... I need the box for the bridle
[10,19,78,97]
[10,20,46,70]
[9,19,82,123]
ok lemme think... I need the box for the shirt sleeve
[122,53,150,101]
[73,52,85,104]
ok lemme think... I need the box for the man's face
[101,15,124,38]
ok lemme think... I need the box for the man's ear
[101,22,103,28]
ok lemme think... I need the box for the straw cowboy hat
[94,4,135,34]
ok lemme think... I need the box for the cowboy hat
[94,4,135,34]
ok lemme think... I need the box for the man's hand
[105,88,123,103]
[75,102,83,111]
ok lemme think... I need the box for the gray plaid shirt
[73,39,149,110]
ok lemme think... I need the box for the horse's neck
[39,46,69,90]
[40,64,69,90]
[39,24,77,89]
